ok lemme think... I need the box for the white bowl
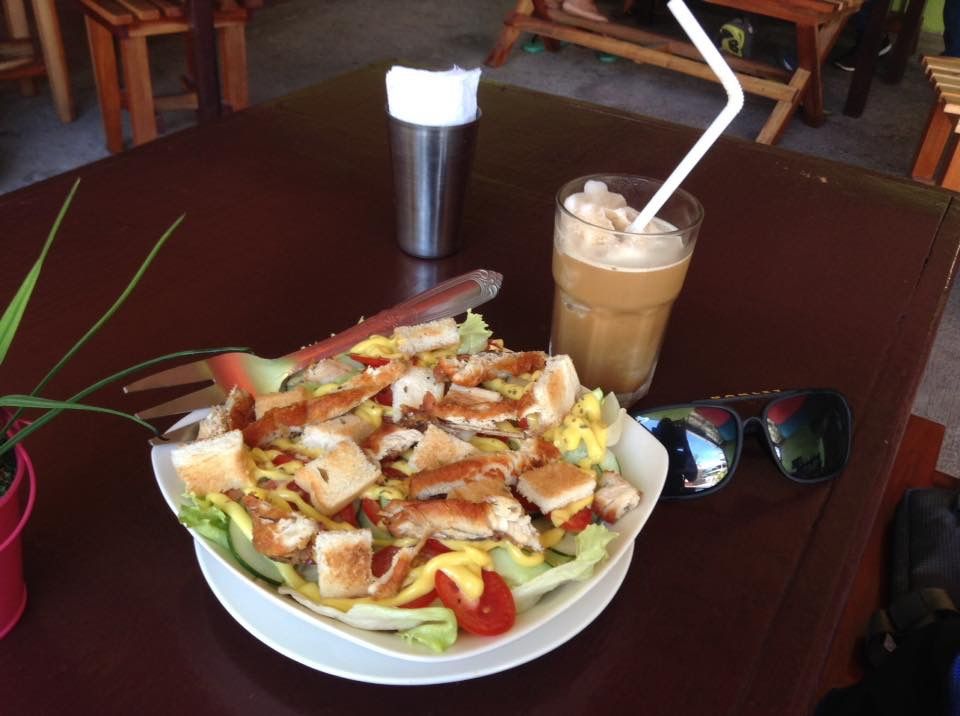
[151,415,667,662]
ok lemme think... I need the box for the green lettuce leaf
[278,590,459,653]
[178,495,230,550]
[511,524,618,612]
[457,310,492,354]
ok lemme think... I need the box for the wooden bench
[912,56,960,192]
[79,0,261,152]
[487,0,862,144]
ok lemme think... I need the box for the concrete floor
[2,0,958,474]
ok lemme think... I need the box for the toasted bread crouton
[593,471,641,523]
[363,424,423,461]
[391,366,444,420]
[300,414,375,451]
[254,386,311,420]
[517,461,596,514]
[407,424,478,473]
[393,317,460,355]
[314,530,373,598]
[172,430,256,496]
[520,355,579,431]
[294,440,381,516]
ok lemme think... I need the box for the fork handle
[285,269,503,366]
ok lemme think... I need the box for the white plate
[194,536,635,684]
[152,415,667,661]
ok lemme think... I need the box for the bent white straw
[627,0,745,232]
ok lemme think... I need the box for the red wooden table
[0,64,957,715]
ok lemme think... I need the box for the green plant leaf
[0,395,156,431]
[28,213,186,400]
[0,178,80,365]
[0,346,247,454]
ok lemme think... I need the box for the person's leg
[562,0,608,22]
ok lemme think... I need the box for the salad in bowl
[158,312,666,656]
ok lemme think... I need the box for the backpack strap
[865,587,958,669]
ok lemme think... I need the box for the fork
[124,269,503,421]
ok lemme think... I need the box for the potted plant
[0,180,235,638]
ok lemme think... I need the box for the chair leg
[912,101,953,183]
[940,131,960,191]
[84,16,123,153]
[217,23,248,111]
[119,35,157,146]
[2,0,37,96]
[486,0,535,67]
[796,22,825,128]
[30,0,75,122]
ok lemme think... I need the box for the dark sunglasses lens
[764,392,850,480]
[631,406,739,497]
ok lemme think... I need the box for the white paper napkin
[386,65,481,126]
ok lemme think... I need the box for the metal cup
[387,111,480,259]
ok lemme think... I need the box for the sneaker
[833,35,893,72]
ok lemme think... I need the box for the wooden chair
[1,0,75,122]
[912,56,960,192]
[487,0,862,144]
[79,0,261,153]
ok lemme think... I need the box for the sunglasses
[628,389,852,499]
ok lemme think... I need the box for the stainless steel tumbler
[387,112,479,259]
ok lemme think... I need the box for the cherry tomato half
[434,569,516,636]
[349,353,391,368]
[361,498,382,526]
[371,546,399,578]
[400,590,438,609]
[334,503,360,528]
[421,538,452,560]
[558,506,593,533]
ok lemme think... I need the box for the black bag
[816,488,960,716]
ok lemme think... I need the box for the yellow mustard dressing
[348,335,401,358]
[550,495,594,527]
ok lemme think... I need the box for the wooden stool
[79,0,260,153]
[486,0,861,145]
[1,0,75,122]
[912,56,960,191]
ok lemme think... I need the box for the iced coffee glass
[551,174,704,406]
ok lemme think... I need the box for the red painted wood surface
[0,64,958,715]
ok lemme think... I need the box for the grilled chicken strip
[242,360,408,446]
[434,351,547,387]
[382,496,542,551]
[408,438,561,499]
[242,495,319,563]
[592,471,642,523]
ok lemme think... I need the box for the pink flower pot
[0,441,36,639]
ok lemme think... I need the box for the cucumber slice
[489,547,551,587]
[357,505,391,541]
[599,449,620,473]
[227,518,283,585]
[544,549,575,567]
[551,532,580,557]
